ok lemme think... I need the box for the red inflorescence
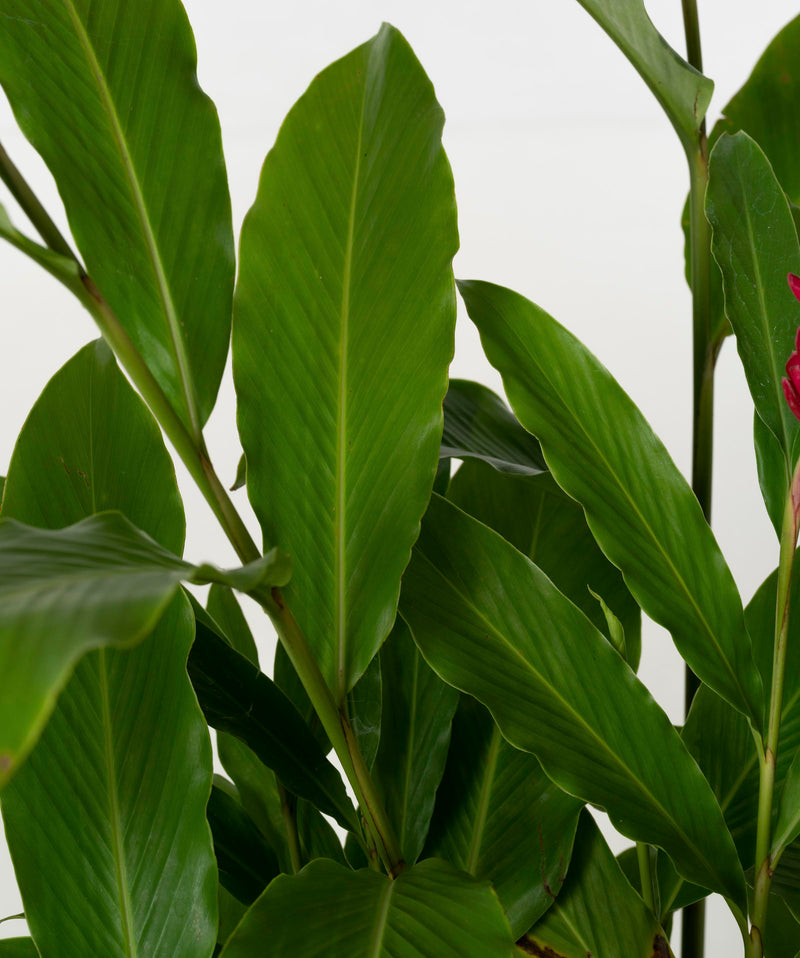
[783,274,800,422]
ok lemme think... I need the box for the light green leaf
[441,380,546,476]
[0,507,287,786]
[449,460,641,669]
[460,278,762,727]
[371,619,459,865]
[424,696,582,938]
[399,495,746,911]
[219,858,514,957]
[520,812,668,958]
[0,339,216,956]
[706,132,800,466]
[574,0,712,150]
[0,0,234,433]
[234,24,457,702]
[775,748,800,859]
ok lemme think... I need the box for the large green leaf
[441,380,546,476]
[0,942,38,958]
[0,340,216,956]
[399,495,746,911]
[0,0,233,434]
[574,0,712,150]
[188,614,357,832]
[706,132,800,467]
[449,460,641,668]
[460,279,763,727]
[424,696,582,938]
[371,619,459,865]
[233,24,457,702]
[520,812,667,958]
[774,749,800,857]
[219,858,514,957]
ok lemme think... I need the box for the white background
[1,0,799,952]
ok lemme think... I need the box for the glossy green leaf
[460,278,762,726]
[347,652,382,771]
[234,24,457,702]
[207,782,279,905]
[761,890,800,958]
[0,942,38,958]
[188,615,357,832]
[775,749,800,857]
[0,0,234,433]
[706,132,800,466]
[617,847,706,917]
[441,380,546,475]
[756,415,787,538]
[520,812,668,958]
[574,0,712,150]
[371,620,459,865]
[449,460,641,668]
[773,839,800,916]
[0,339,216,956]
[219,858,514,957]
[399,495,746,911]
[424,696,582,938]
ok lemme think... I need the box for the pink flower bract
[783,274,800,421]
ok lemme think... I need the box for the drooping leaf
[460,278,762,727]
[449,460,640,668]
[573,0,712,150]
[520,812,667,958]
[441,380,546,475]
[371,619,459,865]
[219,858,515,957]
[234,24,457,702]
[0,339,216,956]
[188,615,357,832]
[399,495,746,911]
[706,132,800,467]
[0,0,234,433]
[0,507,286,785]
[424,696,582,938]
[207,782,280,905]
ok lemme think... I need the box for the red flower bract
[783,274,800,421]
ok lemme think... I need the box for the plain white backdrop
[1,1,800,952]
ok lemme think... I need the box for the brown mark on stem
[651,935,671,958]
[0,753,11,773]
[515,938,566,958]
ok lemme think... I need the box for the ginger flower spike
[783,273,800,422]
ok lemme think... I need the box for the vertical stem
[750,460,800,949]
[636,842,656,913]
[681,3,712,955]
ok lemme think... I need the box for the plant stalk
[750,458,800,950]
[636,842,656,914]
[278,785,303,874]
[681,3,712,955]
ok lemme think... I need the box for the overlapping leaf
[424,697,582,937]
[234,24,458,701]
[219,858,514,957]
[400,495,746,911]
[0,0,234,433]
[460,278,762,726]
[0,340,216,957]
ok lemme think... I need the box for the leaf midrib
[366,878,395,958]
[61,0,200,438]
[412,545,738,898]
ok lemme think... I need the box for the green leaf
[207,585,259,664]
[774,748,800,856]
[399,495,746,911]
[755,415,787,538]
[207,782,280,905]
[520,812,667,958]
[441,380,546,475]
[219,858,515,957]
[460,278,762,727]
[295,800,347,867]
[188,615,357,832]
[233,24,457,702]
[617,847,707,917]
[371,620,459,865]
[0,202,81,289]
[706,132,800,465]
[347,652,382,771]
[573,0,712,150]
[761,890,800,958]
[0,0,234,434]
[0,339,216,956]
[424,696,582,938]
[0,942,38,958]
[449,460,641,669]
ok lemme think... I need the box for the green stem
[278,785,302,874]
[0,141,77,262]
[636,842,656,913]
[751,459,800,949]
[681,3,712,955]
